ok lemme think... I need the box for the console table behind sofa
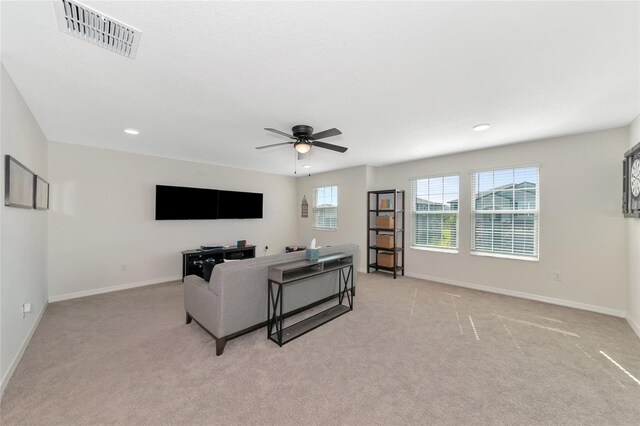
[268,253,354,347]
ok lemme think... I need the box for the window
[411,175,459,250]
[313,186,338,230]
[471,166,539,259]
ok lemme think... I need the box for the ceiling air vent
[54,0,142,59]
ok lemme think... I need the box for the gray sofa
[184,244,359,355]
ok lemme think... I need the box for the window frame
[313,185,338,231]
[410,173,460,253]
[470,165,540,261]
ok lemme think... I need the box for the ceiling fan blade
[310,128,342,140]
[264,128,295,139]
[255,142,293,150]
[312,141,348,153]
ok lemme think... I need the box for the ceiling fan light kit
[294,141,311,154]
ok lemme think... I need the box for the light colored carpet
[1,272,639,425]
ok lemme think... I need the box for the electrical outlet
[23,303,31,314]
[121,264,128,272]
[554,272,562,281]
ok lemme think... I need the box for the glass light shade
[295,142,311,153]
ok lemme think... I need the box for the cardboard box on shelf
[375,216,394,229]
[377,252,397,268]
[376,235,395,249]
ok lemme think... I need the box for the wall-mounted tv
[155,185,263,220]
[218,190,263,219]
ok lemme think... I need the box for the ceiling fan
[256,125,347,154]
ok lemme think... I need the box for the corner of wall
[627,114,640,338]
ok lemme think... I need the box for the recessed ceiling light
[303,165,311,169]
[472,123,491,132]
[124,128,140,135]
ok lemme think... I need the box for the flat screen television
[218,190,263,219]
[155,185,219,220]
[155,185,263,220]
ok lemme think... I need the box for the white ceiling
[1,1,639,175]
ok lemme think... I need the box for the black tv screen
[155,185,263,220]
[155,185,219,220]
[218,190,263,219]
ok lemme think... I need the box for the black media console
[181,245,256,281]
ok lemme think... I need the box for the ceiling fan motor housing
[292,125,314,139]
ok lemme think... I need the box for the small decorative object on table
[237,240,246,247]
[306,248,319,261]
[286,245,306,253]
[306,238,320,261]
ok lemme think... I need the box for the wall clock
[623,141,640,218]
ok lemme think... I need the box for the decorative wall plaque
[624,141,640,218]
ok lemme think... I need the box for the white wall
[370,127,628,315]
[297,165,368,271]
[1,64,48,392]
[628,115,640,336]
[47,142,298,300]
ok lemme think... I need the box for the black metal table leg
[268,280,284,344]
[267,280,272,338]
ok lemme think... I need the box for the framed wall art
[34,175,49,210]
[623,141,640,218]
[4,155,35,209]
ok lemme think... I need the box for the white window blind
[411,175,459,250]
[471,166,539,258]
[313,186,338,229]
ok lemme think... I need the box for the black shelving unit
[367,189,405,278]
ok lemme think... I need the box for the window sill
[470,251,539,262]
[411,246,458,254]
[313,227,338,232]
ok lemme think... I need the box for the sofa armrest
[184,275,221,337]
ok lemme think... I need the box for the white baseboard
[404,272,627,318]
[48,275,182,303]
[626,314,640,339]
[1,301,48,395]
